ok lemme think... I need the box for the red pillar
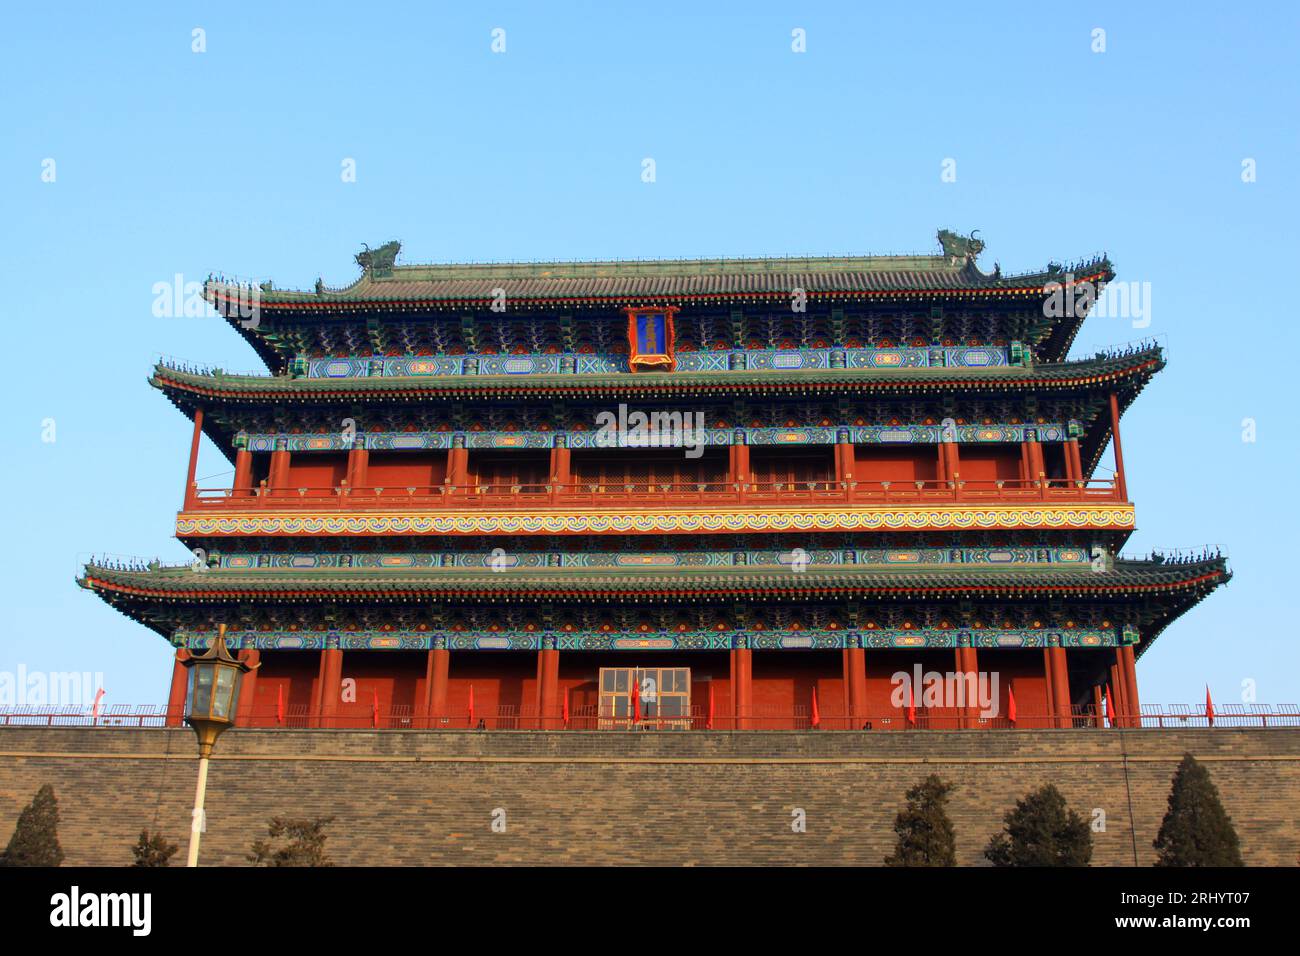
[841,649,852,726]
[733,646,753,729]
[268,440,290,493]
[1109,392,1128,500]
[1092,685,1106,728]
[1027,439,1046,495]
[184,408,204,508]
[539,645,560,729]
[447,445,469,489]
[318,649,343,728]
[1110,658,1128,728]
[1047,646,1072,728]
[955,645,979,728]
[236,648,261,725]
[423,647,450,728]
[1120,645,1140,727]
[232,447,254,498]
[847,647,868,728]
[1065,438,1083,484]
[730,442,750,490]
[347,444,369,491]
[834,441,854,487]
[550,445,571,488]
[165,648,190,726]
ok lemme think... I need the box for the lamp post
[181,623,253,867]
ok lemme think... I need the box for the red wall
[247,651,319,727]
[285,453,349,490]
[243,648,1064,731]
[335,651,426,728]
[366,452,446,491]
[957,444,1022,484]
[854,446,938,483]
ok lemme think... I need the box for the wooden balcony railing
[186,477,1124,512]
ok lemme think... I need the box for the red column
[550,445,571,486]
[184,408,204,508]
[944,442,960,494]
[1042,649,1056,728]
[1120,645,1140,727]
[347,444,369,491]
[1109,392,1128,500]
[1109,659,1128,728]
[1047,646,1072,728]
[318,649,343,728]
[847,647,867,728]
[236,648,261,725]
[165,648,190,726]
[232,447,254,498]
[733,646,753,729]
[1065,439,1083,483]
[426,647,450,728]
[841,649,852,726]
[835,441,854,487]
[447,446,469,490]
[268,440,290,493]
[1092,685,1106,728]
[956,645,979,728]
[539,645,560,729]
[730,442,750,490]
[730,648,738,729]
[1027,439,1046,496]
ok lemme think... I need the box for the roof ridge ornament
[936,228,985,262]
[355,240,401,278]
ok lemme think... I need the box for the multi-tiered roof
[81,232,1227,723]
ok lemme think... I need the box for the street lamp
[181,623,253,867]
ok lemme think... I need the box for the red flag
[371,689,380,728]
[1007,684,1017,724]
[707,681,715,731]
[906,679,916,726]
[1206,685,1214,727]
[91,687,105,720]
[468,684,475,727]
[276,684,284,725]
[562,692,570,729]
[1104,684,1116,726]
[811,686,821,729]
[630,672,641,726]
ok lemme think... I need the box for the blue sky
[2,2,1297,707]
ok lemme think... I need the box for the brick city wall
[0,727,1296,866]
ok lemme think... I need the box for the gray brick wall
[0,727,1295,866]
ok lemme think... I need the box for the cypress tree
[885,774,957,866]
[249,816,335,867]
[985,783,1092,866]
[1153,753,1243,866]
[130,829,179,867]
[0,784,65,867]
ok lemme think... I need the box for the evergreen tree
[885,774,957,866]
[985,783,1092,867]
[130,829,179,867]
[1153,753,1243,866]
[0,784,65,867]
[249,816,335,867]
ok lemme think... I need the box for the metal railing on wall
[3,703,1297,731]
